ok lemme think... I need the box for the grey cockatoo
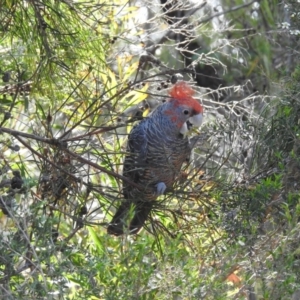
[107,81,203,235]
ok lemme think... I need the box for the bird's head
[165,81,203,135]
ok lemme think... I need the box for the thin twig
[11,133,142,190]
[199,0,261,24]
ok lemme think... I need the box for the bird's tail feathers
[128,201,153,235]
[107,201,153,236]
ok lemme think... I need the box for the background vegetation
[1,0,300,299]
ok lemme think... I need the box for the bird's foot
[155,182,167,195]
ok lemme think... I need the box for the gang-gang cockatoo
[107,81,203,235]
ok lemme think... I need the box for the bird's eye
[183,109,189,115]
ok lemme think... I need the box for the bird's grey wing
[123,123,149,190]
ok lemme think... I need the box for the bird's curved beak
[180,122,188,135]
[180,113,203,135]
[189,113,203,127]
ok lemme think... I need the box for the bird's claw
[155,182,167,195]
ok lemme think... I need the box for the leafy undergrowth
[1,147,300,299]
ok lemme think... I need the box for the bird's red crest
[168,81,203,114]
[169,81,195,99]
